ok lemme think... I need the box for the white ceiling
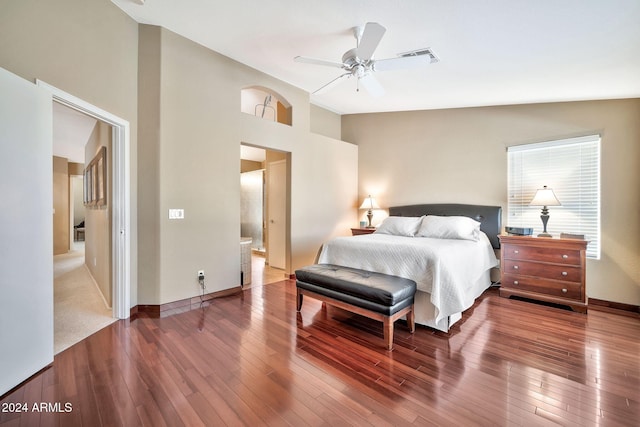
[53,102,97,163]
[111,0,640,114]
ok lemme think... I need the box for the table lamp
[359,195,379,228]
[529,185,561,237]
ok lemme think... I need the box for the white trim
[507,134,600,152]
[36,80,132,319]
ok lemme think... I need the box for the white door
[267,159,286,269]
[0,67,54,395]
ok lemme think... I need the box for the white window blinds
[507,135,600,258]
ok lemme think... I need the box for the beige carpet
[54,243,116,354]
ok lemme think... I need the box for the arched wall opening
[240,86,292,126]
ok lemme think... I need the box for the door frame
[37,80,131,319]
[266,158,287,270]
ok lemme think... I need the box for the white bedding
[317,232,498,324]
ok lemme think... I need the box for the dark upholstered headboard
[388,204,502,249]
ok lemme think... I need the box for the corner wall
[138,27,358,305]
[342,99,640,306]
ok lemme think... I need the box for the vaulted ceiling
[111,0,640,114]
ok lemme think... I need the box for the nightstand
[351,227,376,236]
[499,235,588,313]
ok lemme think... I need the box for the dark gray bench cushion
[295,264,417,315]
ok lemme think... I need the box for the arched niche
[240,86,292,126]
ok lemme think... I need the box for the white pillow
[374,216,423,237]
[416,215,481,241]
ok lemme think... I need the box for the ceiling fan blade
[294,56,345,69]
[313,73,351,95]
[359,73,385,97]
[356,22,386,61]
[373,55,437,72]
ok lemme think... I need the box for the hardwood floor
[1,282,638,426]
[246,254,286,288]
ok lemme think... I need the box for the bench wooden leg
[383,318,394,350]
[407,306,415,333]
[296,289,303,311]
[296,287,415,350]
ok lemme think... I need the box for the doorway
[39,80,131,322]
[0,70,132,394]
[52,102,118,354]
[240,144,290,287]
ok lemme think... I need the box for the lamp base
[539,213,552,238]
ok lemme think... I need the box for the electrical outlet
[197,270,205,280]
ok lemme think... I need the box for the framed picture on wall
[91,161,98,204]
[83,146,107,207]
[83,167,92,206]
[96,147,106,206]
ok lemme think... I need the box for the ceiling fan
[294,22,438,97]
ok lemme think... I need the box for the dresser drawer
[502,243,581,265]
[502,274,582,300]
[498,235,588,312]
[502,259,582,282]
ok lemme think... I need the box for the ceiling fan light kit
[294,22,438,97]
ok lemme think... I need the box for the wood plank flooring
[1,281,638,426]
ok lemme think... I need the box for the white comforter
[317,232,498,323]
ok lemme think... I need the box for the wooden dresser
[499,235,588,313]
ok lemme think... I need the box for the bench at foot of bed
[295,264,417,350]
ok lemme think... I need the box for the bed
[317,204,501,333]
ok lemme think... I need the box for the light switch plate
[168,208,184,219]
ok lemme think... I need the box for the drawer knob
[562,271,568,276]
[514,250,519,254]
[562,254,569,259]
[513,265,519,270]
[562,288,568,293]
[513,280,519,285]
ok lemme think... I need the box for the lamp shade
[529,186,561,207]
[359,195,380,210]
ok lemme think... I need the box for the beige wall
[84,122,112,306]
[136,25,162,305]
[53,159,86,256]
[342,99,640,306]
[310,104,342,140]
[0,0,139,306]
[69,163,85,228]
[138,26,357,305]
[53,156,70,255]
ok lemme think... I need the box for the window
[507,135,600,258]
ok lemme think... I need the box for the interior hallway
[54,241,115,354]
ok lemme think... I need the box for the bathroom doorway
[240,144,290,287]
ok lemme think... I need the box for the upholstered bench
[295,264,417,350]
